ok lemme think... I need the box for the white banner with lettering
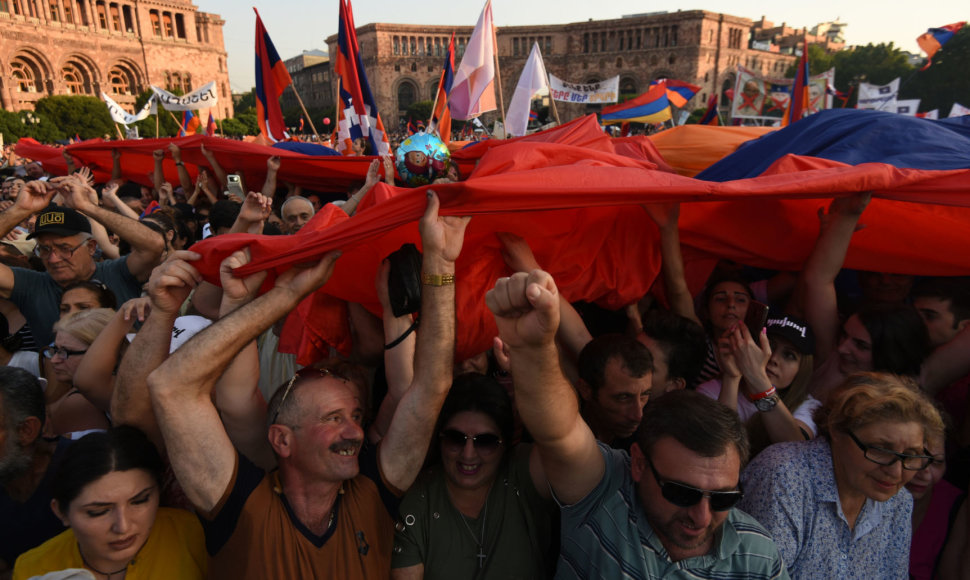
[548,74,619,104]
[102,93,154,125]
[856,79,899,110]
[151,81,218,111]
[895,99,920,116]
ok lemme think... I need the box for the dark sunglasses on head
[646,456,743,511]
[439,429,503,454]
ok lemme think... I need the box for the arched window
[12,60,38,93]
[62,64,86,94]
[109,62,140,95]
[397,81,417,112]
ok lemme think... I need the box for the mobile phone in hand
[744,300,769,339]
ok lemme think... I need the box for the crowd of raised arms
[0,140,969,580]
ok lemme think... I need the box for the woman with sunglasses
[392,373,557,579]
[45,308,113,436]
[738,372,944,578]
[13,426,206,579]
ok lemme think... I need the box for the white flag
[856,79,899,110]
[506,43,549,137]
[102,93,153,125]
[920,109,939,120]
[895,99,920,116]
[151,81,218,111]
[449,1,496,120]
[949,102,970,117]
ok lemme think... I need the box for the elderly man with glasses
[486,270,788,579]
[0,177,165,345]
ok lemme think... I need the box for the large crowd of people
[0,133,968,580]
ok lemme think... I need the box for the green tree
[131,89,182,138]
[405,100,434,126]
[831,43,914,107]
[34,95,114,140]
[235,89,256,115]
[235,112,260,135]
[218,117,249,138]
[784,44,835,78]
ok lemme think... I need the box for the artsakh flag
[254,8,292,143]
[180,110,200,136]
[699,94,720,126]
[429,32,456,143]
[601,83,672,124]
[334,0,390,155]
[782,39,810,127]
[206,113,216,137]
[650,78,701,108]
[917,22,965,70]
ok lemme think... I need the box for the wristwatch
[754,393,780,412]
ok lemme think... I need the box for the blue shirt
[738,438,911,579]
[555,443,789,579]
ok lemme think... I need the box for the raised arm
[643,202,700,324]
[167,143,195,193]
[230,191,272,235]
[795,193,870,366]
[112,251,202,450]
[340,159,380,216]
[497,231,592,359]
[100,179,140,221]
[921,325,970,395]
[152,149,166,193]
[486,270,604,505]
[53,175,165,281]
[369,259,416,444]
[200,142,228,192]
[72,298,146,413]
[378,191,468,491]
[148,249,339,512]
[728,324,809,442]
[261,156,281,199]
[0,180,56,297]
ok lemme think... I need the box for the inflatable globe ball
[395,132,451,187]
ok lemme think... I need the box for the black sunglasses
[646,456,743,511]
[439,429,503,454]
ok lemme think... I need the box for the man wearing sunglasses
[0,177,164,345]
[487,270,788,578]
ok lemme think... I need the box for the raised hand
[146,250,203,316]
[120,296,153,323]
[418,190,469,265]
[49,174,96,213]
[13,180,56,214]
[238,191,272,224]
[273,250,342,302]
[266,155,281,173]
[485,270,560,351]
[219,248,268,311]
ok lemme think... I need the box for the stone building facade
[326,10,806,129]
[0,0,233,118]
[280,49,334,121]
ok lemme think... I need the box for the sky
[200,0,967,93]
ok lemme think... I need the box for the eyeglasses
[645,456,743,511]
[270,367,347,425]
[439,429,503,455]
[43,346,87,360]
[846,430,933,471]
[34,240,87,260]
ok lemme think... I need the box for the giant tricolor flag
[334,0,390,155]
[917,22,965,70]
[429,32,456,143]
[782,39,810,127]
[601,83,672,125]
[253,8,292,143]
[650,78,701,108]
[449,1,497,120]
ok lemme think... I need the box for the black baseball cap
[27,204,92,239]
[765,313,815,356]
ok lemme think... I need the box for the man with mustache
[147,192,467,579]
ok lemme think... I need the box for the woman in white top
[698,313,820,456]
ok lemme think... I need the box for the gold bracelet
[421,273,455,286]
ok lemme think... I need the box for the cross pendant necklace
[457,496,489,569]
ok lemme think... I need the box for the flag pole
[114,123,125,140]
[490,15,507,136]
[332,75,342,143]
[546,78,561,125]
[288,85,322,142]
[155,109,159,138]
[166,110,188,135]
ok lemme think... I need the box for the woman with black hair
[392,373,557,579]
[13,426,206,579]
